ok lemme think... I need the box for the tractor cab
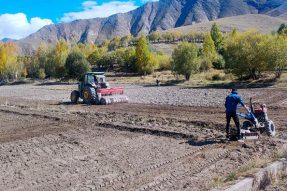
[82,72,110,89]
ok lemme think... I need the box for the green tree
[120,35,132,47]
[224,31,269,80]
[87,47,107,68]
[172,42,200,80]
[108,36,121,51]
[264,35,287,78]
[277,24,287,35]
[210,23,224,53]
[135,36,155,74]
[65,51,90,80]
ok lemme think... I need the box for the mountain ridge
[16,0,287,54]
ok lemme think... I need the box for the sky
[0,0,156,40]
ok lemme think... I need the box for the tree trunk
[185,73,191,81]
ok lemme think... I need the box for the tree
[224,31,269,80]
[149,31,161,43]
[120,35,133,47]
[210,23,224,53]
[65,51,90,80]
[172,42,200,80]
[162,32,173,43]
[47,40,69,78]
[108,36,121,51]
[0,42,19,80]
[77,43,97,57]
[202,33,217,70]
[30,43,49,78]
[264,35,287,78]
[135,36,155,74]
[0,42,7,78]
[277,24,287,35]
[87,47,107,68]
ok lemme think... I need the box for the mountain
[16,0,287,54]
[1,38,16,43]
[166,14,287,34]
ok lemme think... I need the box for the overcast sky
[0,0,157,40]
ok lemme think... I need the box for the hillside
[165,14,287,34]
[15,0,287,54]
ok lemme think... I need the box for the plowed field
[0,83,286,191]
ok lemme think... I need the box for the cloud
[60,1,138,23]
[141,0,158,3]
[0,13,53,40]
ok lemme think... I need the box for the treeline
[0,36,171,81]
[0,23,286,82]
[172,24,287,80]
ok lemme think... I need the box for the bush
[65,51,90,80]
[212,55,225,69]
[200,58,212,71]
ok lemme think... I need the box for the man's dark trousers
[226,112,240,138]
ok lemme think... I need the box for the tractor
[238,98,275,139]
[70,72,128,105]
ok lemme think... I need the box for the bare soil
[0,83,286,191]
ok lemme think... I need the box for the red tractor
[70,72,128,105]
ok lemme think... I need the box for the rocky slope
[16,0,287,54]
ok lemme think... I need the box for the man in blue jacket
[225,88,249,140]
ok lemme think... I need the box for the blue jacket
[225,93,245,113]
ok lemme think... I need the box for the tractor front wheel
[83,87,97,104]
[71,90,80,104]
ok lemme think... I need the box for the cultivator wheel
[83,87,97,104]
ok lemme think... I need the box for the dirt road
[0,83,286,191]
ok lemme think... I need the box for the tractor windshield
[86,74,96,85]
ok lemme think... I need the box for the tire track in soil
[143,149,230,191]
[93,144,225,191]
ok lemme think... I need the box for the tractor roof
[86,72,105,76]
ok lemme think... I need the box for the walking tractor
[70,72,128,105]
[238,98,275,140]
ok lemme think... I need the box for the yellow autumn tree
[0,42,7,78]
[0,42,19,80]
[201,33,217,71]
[46,40,69,78]
[135,35,156,75]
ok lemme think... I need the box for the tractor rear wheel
[70,90,80,104]
[83,87,97,104]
